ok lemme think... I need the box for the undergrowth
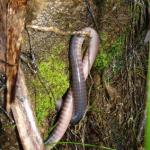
[94,32,125,74]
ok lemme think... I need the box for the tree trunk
[0,0,45,149]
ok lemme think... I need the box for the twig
[25,24,36,62]
[27,25,90,36]
[0,106,15,124]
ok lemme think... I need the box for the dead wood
[11,67,45,150]
[0,0,45,149]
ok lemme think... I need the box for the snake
[45,27,99,149]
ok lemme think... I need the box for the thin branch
[27,25,90,36]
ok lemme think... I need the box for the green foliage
[33,43,69,125]
[94,51,109,71]
[94,32,125,73]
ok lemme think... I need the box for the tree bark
[6,0,28,112]
[0,0,45,149]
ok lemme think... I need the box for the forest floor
[0,0,148,150]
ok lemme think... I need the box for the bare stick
[27,25,90,36]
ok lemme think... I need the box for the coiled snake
[45,27,99,149]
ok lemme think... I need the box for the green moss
[145,42,150,150]
[33,43,69,125]
[94,32,125,73]
[94,50,109,71]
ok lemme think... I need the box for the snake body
[45,27,99,149]
[69,35,87,124]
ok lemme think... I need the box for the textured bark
[0,0,7,74]
[0,0,45,149]
[6,0,28,112]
